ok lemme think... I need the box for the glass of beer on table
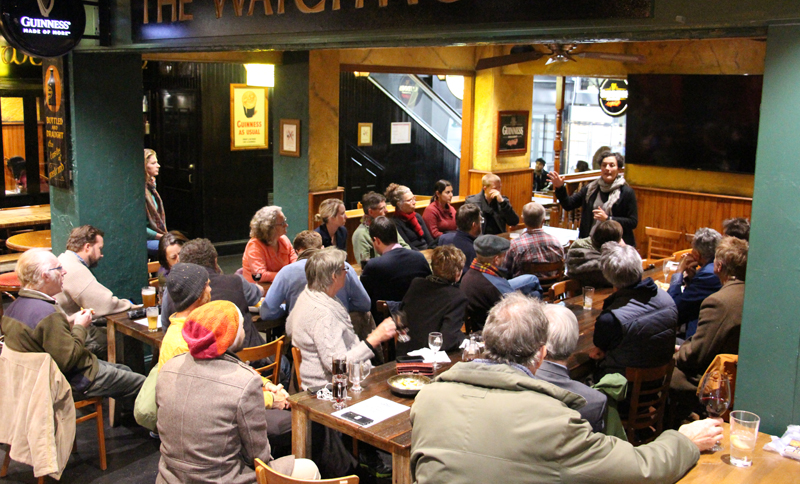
[142,286,156,308]
[145,306,159,332]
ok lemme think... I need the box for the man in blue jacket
[668,228,722,338]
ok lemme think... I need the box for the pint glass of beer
[142,286,156,308]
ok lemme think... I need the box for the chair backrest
[236,336,284,385]
[547,278,582,302]
[255,458,359,484]
[521,260,565,291]
[623,359,674,446]
[291,346,302,390]
[645,227,683,261]
[671,248,693,262]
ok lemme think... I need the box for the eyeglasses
[280,220,289,227]
[48,266,63,272]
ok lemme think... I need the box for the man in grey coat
[410,292,723,484]
[538,304,607,433]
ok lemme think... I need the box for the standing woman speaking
[547,151,638,246]
[145,149,167,258]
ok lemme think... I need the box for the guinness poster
[43,56,70,188]
[497,111,528,156]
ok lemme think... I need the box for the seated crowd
[0,175,752,483]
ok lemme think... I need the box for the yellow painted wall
[308,50,340,191]
[626,164,754,197]
[473,47,533,171]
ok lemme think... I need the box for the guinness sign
[0,0,86,58]
[598,79,628,117]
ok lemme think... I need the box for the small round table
[6,229,52,252]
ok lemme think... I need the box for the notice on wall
[230,84,268,151]
[43,57,70,188]
[390,122,411,144]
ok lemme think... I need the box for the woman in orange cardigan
[242,206,297,284]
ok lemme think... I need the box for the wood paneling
[468,168,533,230]
[632,186,752,255]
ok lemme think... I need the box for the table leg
[392,449,411,484]
[106,321,117,427]
[291,406,311,458]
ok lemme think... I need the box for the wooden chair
[291,346,302,391]
[255,457,358,484]
[645,227,683,261]
[1,395,107,483]
[375,300,394,362]
[621,360,675,446]
[0,271,20,318]
[521,260,565,292]
[671,248,692,262]
[547,278,582,303]
[236,336,285,385]
[147,261,161,288]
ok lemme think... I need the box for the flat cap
[473,234,510,257]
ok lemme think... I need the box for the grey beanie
[473,234,510,257]
[166,263,208,312]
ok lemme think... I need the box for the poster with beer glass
[496,110,529,156]
[43,57,71,188]
[230,84,268,150]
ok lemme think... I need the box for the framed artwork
[390,122,411,144]
[496,110,529,156]
[279,119,301,157]
[358,122,373,146]
[230,84,268,150]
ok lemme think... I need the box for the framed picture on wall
[496,110,529,156]
[358,122,373,146]
[230,84,268,151]
[279,119,301,157]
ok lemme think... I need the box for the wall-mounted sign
[496,111,528,156]
[598,79,628,117]
[0,0,86,58]
[131,0,651,46]
[390,122,411,145]
[43,57,71,188]
[230,84,268,150]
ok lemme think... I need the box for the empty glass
[348,361,371,393]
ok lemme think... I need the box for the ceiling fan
[475,44,646,71]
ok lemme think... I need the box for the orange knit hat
[181,300,243,359]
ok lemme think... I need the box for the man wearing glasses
[1,249,144,404]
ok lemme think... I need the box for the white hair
[305,246,346,292]
[483,292,549,368]
[16,249,57,291]
[600,242,643,288]
[542,304,579,362]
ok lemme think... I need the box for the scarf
[145,178,167,236]
[469,259,501,278]
[395,209,424,237]
[585,174,627,216]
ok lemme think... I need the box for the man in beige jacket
[55,225,132,357]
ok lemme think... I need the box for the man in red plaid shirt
[503,202,564,278]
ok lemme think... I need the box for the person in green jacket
[352,190,410,264]
[410,292,724,484]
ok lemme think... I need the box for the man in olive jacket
[410,292,723,484]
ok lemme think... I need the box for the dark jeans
[79,360,145,409]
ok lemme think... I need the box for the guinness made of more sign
[0,0,86,58]
[598,79,628,117]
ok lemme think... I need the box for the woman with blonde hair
[385,183,436,251]
[145,149,166,257]
[242,206,297,284]
[313,198,348,250]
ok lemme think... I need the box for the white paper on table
[407,348,450,363]
[132,317,162,329]
[332,396,409,428]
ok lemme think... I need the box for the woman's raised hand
[546,171,565,188]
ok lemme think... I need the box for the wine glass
[698,370,731,452]
[428,332,443,371]
[662,261,671,283]
[392,310,411,343]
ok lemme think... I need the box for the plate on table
[387,374,431,397]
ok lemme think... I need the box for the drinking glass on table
[145,306,159,333]
[582,287,595,310]
[698,370,731,452]
[730,410,760,467]
[662,261,671,283]
[332,374,348,410]
[428,332,443,370]
[348,361,371,393]
[142,286,156,308]
[332,354,348,378]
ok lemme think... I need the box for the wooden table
[0,204,50,231]
[6,229,51,251]
[290,356,461,484]
[678,423,797,483]
[106,310,164,426]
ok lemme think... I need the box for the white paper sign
[390,122,411,144]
